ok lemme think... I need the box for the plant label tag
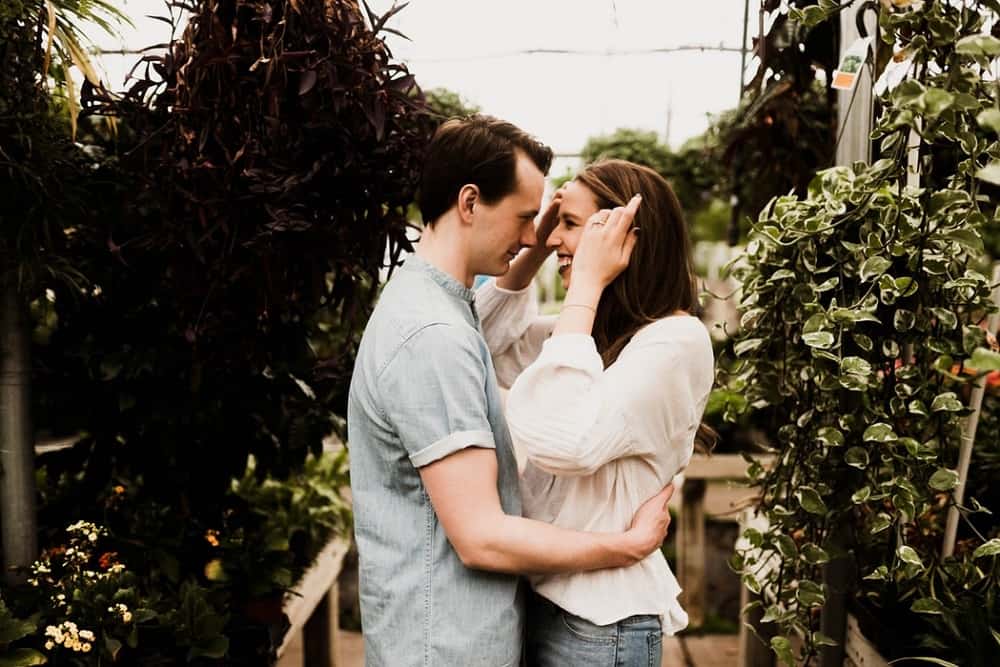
[832,37,872,91]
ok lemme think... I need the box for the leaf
[928,468,959,491]
[944,229,984,252]
[0,649,48,667]
[973,538,1000,559]
[852,486,872,504]
[930,392,963,412]
[886,658,960,667]
[930,308,957,330]
[918,88,954,117]
[817,427,844,447]
[190,636,230,659]
[970,347,1000,372]
[894,309,916,332]
[770,636,796,666]
[735,338,765,356]
[977,161,1000,185]
[955,34,1000,57]
[814,631,839,647]
[106,636,123,660]
[742,573,762,595]
[978,108,1000,135]
[796,486,828,515]
[863,423,896,442]
[841,356,872,376]
[803,332,836,349]
[870,513,893,534]
[860,256,892,281]
[911,597,946,615]
[898,545,924,568]
[845,447,870,469]
[802,543,831,564]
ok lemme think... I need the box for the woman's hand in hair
[569,194,641,292]
[534,186,564,248]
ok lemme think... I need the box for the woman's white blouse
[476,279,714,632]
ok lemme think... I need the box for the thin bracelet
[562,303,597,314]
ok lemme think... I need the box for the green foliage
[724,1,1000,663]
[424,87,481,122]
[579,128,730,242]
[37,0,433,506]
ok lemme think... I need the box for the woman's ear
[458,184,479,224]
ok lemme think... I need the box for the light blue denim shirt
[348,255,524,666]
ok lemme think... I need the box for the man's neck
[414,223,475,288]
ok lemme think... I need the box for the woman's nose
[546,229,562,250]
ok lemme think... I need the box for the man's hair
[418,115,553,226]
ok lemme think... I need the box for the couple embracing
[348,115,714,666]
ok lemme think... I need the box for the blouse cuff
[538,334,603,374]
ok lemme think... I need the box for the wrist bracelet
[562,303,597,314]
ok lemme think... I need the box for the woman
[475,159,715,666]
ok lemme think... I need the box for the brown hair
[574,159,717,452]
[418,115,553,226]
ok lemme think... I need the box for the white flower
[44,640,54,650]
[79,629,95,641]
[81,642,92,652]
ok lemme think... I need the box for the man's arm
[420,448,673,575]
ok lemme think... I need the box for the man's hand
[625,483,675,559]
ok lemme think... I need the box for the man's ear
[458,184,478,224]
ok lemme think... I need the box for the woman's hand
[496,187,565,292]
[534,187,564,248]
[569,194,641,292]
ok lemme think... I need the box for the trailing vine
[724,1,1000,664]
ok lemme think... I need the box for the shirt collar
[402,254,477,304]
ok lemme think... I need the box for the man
[348,115,674,666]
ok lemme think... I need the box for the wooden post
[303,585,341,667]
[678,478,707,628]
[738,586,775,667]
[0,283,38,585]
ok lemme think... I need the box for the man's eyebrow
[520,209,539,218]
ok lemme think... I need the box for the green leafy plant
[724,1,1000,663]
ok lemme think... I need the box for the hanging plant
[724,1,1000,664]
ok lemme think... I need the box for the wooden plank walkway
[277,630,740,666]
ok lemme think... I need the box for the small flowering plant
[27,521,154,664]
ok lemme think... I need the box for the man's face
[469,152,545,276]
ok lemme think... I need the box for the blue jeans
[525,591,663,667]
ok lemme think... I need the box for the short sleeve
[378,323,496,468]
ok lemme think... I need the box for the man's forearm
[458,512,647,575]
[496,246,551,292]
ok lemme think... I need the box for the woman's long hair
[574,159,716,452]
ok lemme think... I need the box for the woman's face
[547,180,600,290]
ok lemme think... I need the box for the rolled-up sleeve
[379,324,495,468]
[475,279,556,389]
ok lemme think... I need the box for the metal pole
[739,0,751,100]
[943,262,1000,558]
[0,282,38,585]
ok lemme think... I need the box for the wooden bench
[277,537,351,666]
[676,453,773,630]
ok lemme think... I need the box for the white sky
[90,0,751,169]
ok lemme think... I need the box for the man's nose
[522,223,538,248]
